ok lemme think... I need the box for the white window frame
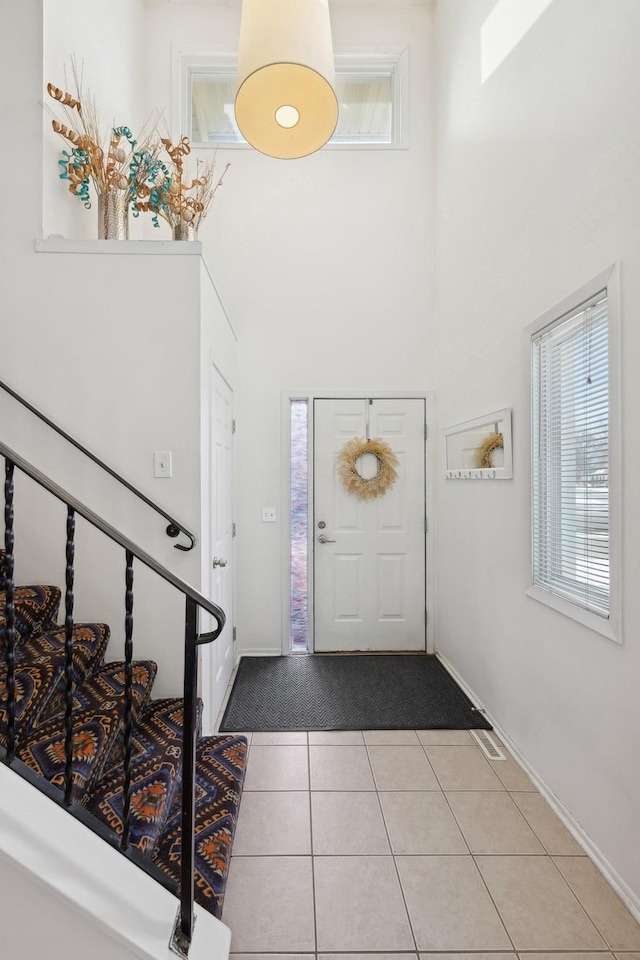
[525,263,622,643]
[172,45,409,150]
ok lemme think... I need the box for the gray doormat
[219,654,491,732]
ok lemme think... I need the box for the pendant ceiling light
[235,0,338,160]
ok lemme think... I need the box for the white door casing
[313,398,426,652]
[207,366,234,728]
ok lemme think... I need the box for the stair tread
[86,697,188,853]
[0,585,62,646]
[1,623,111,744]
[16,660,157,802]
[152,733,248,918]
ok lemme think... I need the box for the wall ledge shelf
[35,238,203,256]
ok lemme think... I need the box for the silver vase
[98,191,129,240]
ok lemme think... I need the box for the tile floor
[221,729,640,958]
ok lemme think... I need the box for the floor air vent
[471,729,506,760]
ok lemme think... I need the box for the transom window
[177,48,408,149]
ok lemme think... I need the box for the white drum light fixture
[235,0,338,160]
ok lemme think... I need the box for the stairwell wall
[434,0,640,910]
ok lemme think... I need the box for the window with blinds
[531,292,609,617]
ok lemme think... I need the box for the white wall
[434,0,640,908]
[42,0,146,240]
[143,0,437,655]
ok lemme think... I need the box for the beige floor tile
[233,791,311,856]
[314,856,414,951]
[396,855,511,951]
[309,745,375,790]
[476,855,606,950]
[251,731,308,745]
[232,955,314,960]
[425,746,504,790]
[222,857,315,952]
[363,730,420,745]
[320,956,417,960]
[512,792,585,855]
[518,954,613,960]
[419,955,516,960]
[320,956,418,960]
[446,792,545,854]
[492,756,536,791]
[243,745,309,791]
[308,730,364,745]
[311,791,390,855]
[615,954,640,959]
[379,791,468,854]
[416,730,475,745]
[554,857,640,950]
[367,745,440,790]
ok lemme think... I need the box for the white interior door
[208,367,234,725]
[314,398,426,652]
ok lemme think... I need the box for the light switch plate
[154,451,172,478]
[262,507,277,522]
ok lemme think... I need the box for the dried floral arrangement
[132,135,230,234]
[475,432,504,468]
[337,437,399,500]
[46,68,165,212]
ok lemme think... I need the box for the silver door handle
[317,534,336,543]
[212,557,227,568]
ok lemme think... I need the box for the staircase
[0,548,247,925]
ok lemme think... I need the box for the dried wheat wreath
[337,437,400,500]
[475,432,504,469]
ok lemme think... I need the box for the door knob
[212,557,227,568]
[317,534,336,544]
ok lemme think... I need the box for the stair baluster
[171,596,199,959]
[121,549,135,850]
[3,459,16,762]
[63,506,76,806]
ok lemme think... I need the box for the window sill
[35,238,203,256]
[526,585,621,644]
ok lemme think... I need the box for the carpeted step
[0,657,64,750]
[16,659,157,802]
[85,697,202,853]
[0,623,111,746]
[152,734,248,918]
[1,585,62,648]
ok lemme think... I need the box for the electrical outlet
[262,507,277,522]
[154,451,172,478]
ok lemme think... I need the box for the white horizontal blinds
[191,73,393,144]
[532,292,609,617]
[333,75,393,142]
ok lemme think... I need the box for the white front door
[207,366,234,728]
[313,398,426,652]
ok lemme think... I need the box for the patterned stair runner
[1,558,247,919]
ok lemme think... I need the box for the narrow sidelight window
[290,400,309,652]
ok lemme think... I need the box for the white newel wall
[434,0,640,910]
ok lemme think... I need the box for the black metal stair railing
[0,440,224,958]
[0,377,196,551]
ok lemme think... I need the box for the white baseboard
[237,647,283,659]
[436,651,640,924]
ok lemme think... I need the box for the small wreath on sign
[475,432,504,469]
[337,437,399,500]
